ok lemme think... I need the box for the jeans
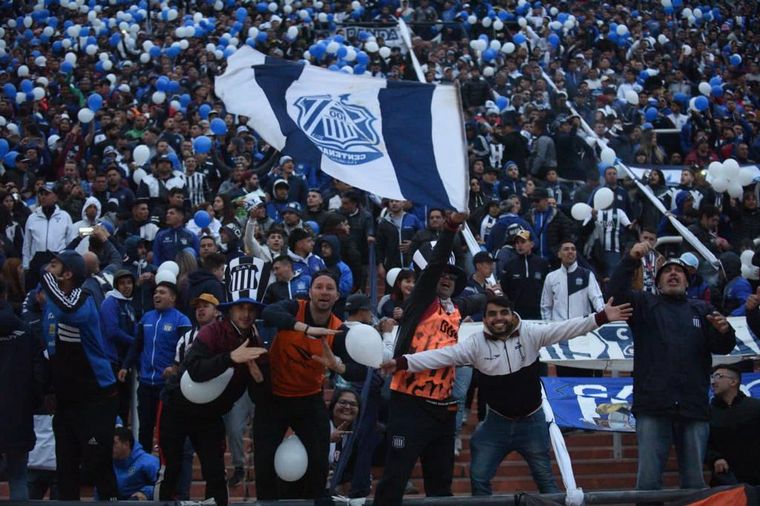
[453,366,473,435]
[470,408,559,495]
[2,451,29,500]
[223,392,254,469]
[137,383,163,453]
[176,438,194,500]
[636,414,708,490]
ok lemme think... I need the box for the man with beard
[381,294,631,495]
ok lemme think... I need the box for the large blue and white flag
[215,47,469,211]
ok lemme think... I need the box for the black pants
[53,395,118,500]
[28,469,58,499]
[252,394,330,500]
[157,402,227,506]
[374,392,456,506]
[115,368,132,426]
[137,383,163,452]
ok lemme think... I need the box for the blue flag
[215,47,469,211]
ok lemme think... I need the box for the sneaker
[227,466,244,487]
[454,436,462,456]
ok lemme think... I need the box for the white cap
[6,123,19,136]
[47,134,61,148]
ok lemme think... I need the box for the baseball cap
[38,182,56,193]
[655,258,690,286]
[52,250,86,282]
[282,202,302,216]
[192,293,220,307]
[512,229,532,243]
[345,293,372,313]
[273,178,290,189]
[531,187,550,200]
[47,134,61,149]
[279,155,293,166]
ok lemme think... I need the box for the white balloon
[102,60,113,71]
[386,267,401,288]
[15,93,25,105]
[741,264,760,281]
[287,26,298,39]
[85,44,98,56]
[345,47,356,61]
[317,12,328,22]
[661,0,672,7]
[475,39,487,52]
[152,91,166,104]
[481,17,492,27]
[365,41,379,52]
[43,26,54,37]
[274,436,308,482]
[727,181,743,199]
[740,249,755,266]
[268,2,278,12]
[23,16,32,28]
[487,40,499,51]
[657,34,668,45]
[379,46,391,58]
[345,324,383,368]
[600,147,617,166]
[707,161,724,178]
[180,368,234,404]
[625,90,639,105]
[167,8,178,21]
[501,42,516,54]
[32,87,45,101]
[549,21,561,31]
[139,53,150,64]
[170,100,181,111]
[722,158,740,179]
[593,187,615,210]
[698,82,711,96]
[77,108,95,123]
[483,67,495,77]
[133,145,150,165]
[179,40,189,50]
[563,19,574,30]
[493,19,504,31]
[518,17,527,27]
[710,177,728,193]
[155,270,177,285]
[693,8,702,18]
[682,44,692,56]
[17,65,29,77]
[738,166,760,187]
[467,15,477,25]
[157,262,181,279]
[571,202,593,221]
[132,168,147,185]
[681,7,692,18]
[326,41,340,54]
[616,25,628,36]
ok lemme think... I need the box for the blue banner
[543,373,760,433]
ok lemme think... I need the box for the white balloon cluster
[570,187,614,222]
[156,261,179,285]
[706,159,759,199]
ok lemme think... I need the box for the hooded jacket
[0,302,45,452]
[101,289,137,363]
[720,252,752,316]
[375,212,423,269]
[540,261,605,321]
[180,269,225,319]
[113,441,159,499]
[22,205,73,269]
[123,236,158,319]
[706,392,760,485]
[67,196,101,246]
[287,248,326,277]
[152,225,200,266]
[609,255,736,420]
[501,253,550,319]
[316,235,353,297]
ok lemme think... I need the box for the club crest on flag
[294,94,382,166]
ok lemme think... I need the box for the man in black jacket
[609,243,736,492]
[706,364,760,486]
[499,229,549,319]
[180,252,226,319]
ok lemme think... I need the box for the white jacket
[403,314,600,375]
[22,205,73,269]
[540,262,604,321]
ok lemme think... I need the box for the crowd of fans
[0,0,760,503]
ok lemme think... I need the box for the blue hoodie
[113,442,159,500]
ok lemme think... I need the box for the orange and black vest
[391,299,461,401]
[269,300,343,397]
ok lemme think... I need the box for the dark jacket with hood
[0,302,45,452]
[124,236,158,319]
[180,269,226,320]
[719,252,752,316]
[707,391,760,485]
[609,255,736,420]
[657,190,696,237]
[316,235,353,298]
[500,253,550,319]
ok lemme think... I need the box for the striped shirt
[595,208,631,253]
[185,172,211,207]
[174,326,201,364]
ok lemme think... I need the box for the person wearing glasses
[327,388,361,494]
[706,364,760,486]
[609,243,737,493]
[380,294,632,495]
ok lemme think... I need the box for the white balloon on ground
[345,324,383,368]
[571,202,593,221]
[593,187,614,210]
[155,270,177,285]
[180,368,234,404]
[274,435,308,482]
[133,145,150,165]
[600,147,617,166]
[158,261,180,276]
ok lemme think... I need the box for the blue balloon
[328,64,340,72]
[558,13,568,22]
[20,79,33,93]
[729,54,742,66]
[109,33,121,47]
[179,93,191,107]
[60,61,73,74]
[87,93,103,111]
[694,96,709,112]
[236,7,247,20]
[155,76,169,92]
[256,1,268,12]
[354,64,366,74]
[256,31,268,43]
[645,107,658,122]
[664,6,673,14]
[495,96,508,110]
[356,51,369,65]
[168,80,180,93]
[193,210,212,228]
[167,46,180,58]
[709,76,722,87]
[482,48,496,61]
[513,33,526,44]
[0,139,8,158]
[210,118,227,136]
[711,85,723,97]
[547,33,560,47]
[2,83,15,99]
[673,92,688,104]
[193,135,212,154]
[358,31,370,41]
[198,104,211,120]
[149,46,161,58]
[3,151,18,169]
[337,46,347,58]
[52,40,63,52]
